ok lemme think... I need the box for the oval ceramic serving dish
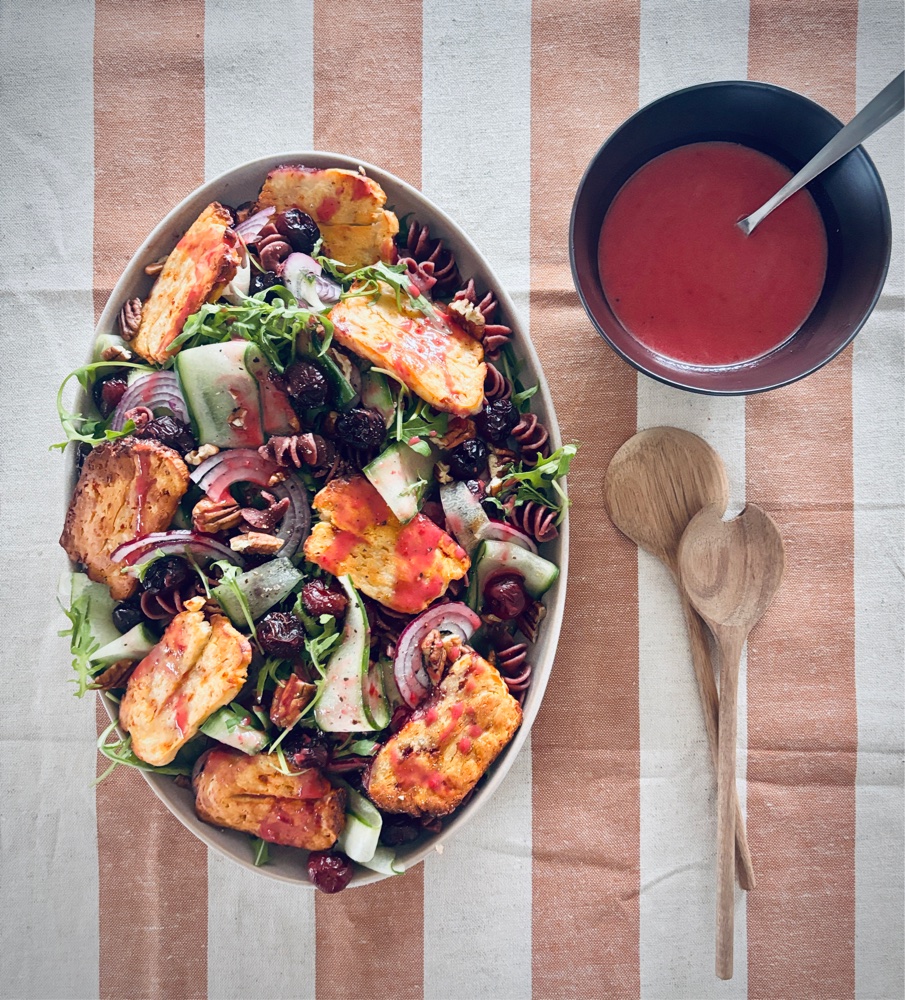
[77,152,569,887]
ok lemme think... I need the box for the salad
[57,164,576,891]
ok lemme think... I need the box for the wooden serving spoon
[605,427,756,891]
[678,503,785,980]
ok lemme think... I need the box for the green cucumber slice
[336,785,383,863]
[363,442,434,523]
[467,540,560,610]
[89,622,157,668]
[358,846,403,875]
[212,558,303,627]
[175,341,265,448]
[65,572,121,651]
[200,703,269,755]
[243,344,299,437]
[362,659,391,730]
[315,577,376,732]
[360,370,395,427]
[440,481,490,556]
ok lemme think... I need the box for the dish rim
[77,151,570,887]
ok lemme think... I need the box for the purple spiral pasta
[507,499,559,544]
[140,579,204,621]
[483,363,513,403]
[403,219,460,292]
[493,633,531,703]
[453,279,513,358]
[512,412,550,461]
[260,433,334,473]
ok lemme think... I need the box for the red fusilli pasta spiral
[453,279,512,358]
[260,434,334,473]
[483,363,513,403]
[403,219,460,292]
[506,499,559,544]
[140,579,204,621]
[512,412,550,461]
[254,223,292,272]
[401,257,437,295]
[493,633,531,703]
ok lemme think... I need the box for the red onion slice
[191,449,281,502]
[393,603,482,708]
[282,252,341,308]
[111,371,189,430]
[233,205,275,243]
[269,473,311,559]
[110,530,243,573]
[478,521,538,554]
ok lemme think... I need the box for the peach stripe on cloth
[0,2,901,1000]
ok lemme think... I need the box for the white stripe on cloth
[635,1,750,996]
[421,2,533,998]
[204,0,315,181]
[853,4,905,998]
[0,3,99,999]
[204,5,317,997]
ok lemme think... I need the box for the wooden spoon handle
[715,630,744,980]
[681,594,756,891]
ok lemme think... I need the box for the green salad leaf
[394,399,448,456]
[500,444,577,522]
[341,260,435,318]
[53,361,150,451]
[58,587,102,698]
[250,837,270,867]
[95,718,195,784]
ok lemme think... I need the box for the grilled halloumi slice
[303,475,469,614]
[119,611,251,766]
[255,164,386,224]
[319,211,399,272]
[60,437,189,600]
[365,649,522,817]
[193,749,346,850]
[329,282,485,416]
[255,164,398,271]
[132,202,241,364]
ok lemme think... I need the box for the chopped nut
[144,254,169,276]
[184,443,220,466]
[118,298,142,341]
[517,600,546,643]
[270,674,317,729]
[229,532,285,556]
[448,298,486,340]
[488,446,517,479]
[434,461,453,485]
[267,471,288,487]
[438,417,476,450]
[183,595,207,613]
[227,406,248,429]
[101,343,133,362]
[420,629,463,685]
[93,658,137,690]
[193,496,242,533]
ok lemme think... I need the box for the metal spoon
[678,503,785,980]
[604,427,756,890]
[738,70,904,236]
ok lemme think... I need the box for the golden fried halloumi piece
[329,282,485,416]
[255,164,386,224]
[319,211,399,272]
[119,611,251,766]
[303,475,469,614]
[193,749,346,850]
[133,202,241,364]
[365,649,522,817]
[60,437,189,600]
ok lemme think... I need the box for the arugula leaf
[58,587,102,698]
[211,560,258,640]
[342,260,435,317]
[95,718,194,784]
[502,444,577,522]
[169,290,333,373]
[53,361,150,451]
[292,594,342,676]
[255,655,292,701]
[393,399,448,454]
[250,837,270,867]
[511,383,538,412]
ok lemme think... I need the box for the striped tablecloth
[2,1,902,998]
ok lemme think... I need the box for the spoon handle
[740,70,904,235]
[681,595,756,890]
[715,629,745,980]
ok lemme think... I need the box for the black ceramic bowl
[570,81,892,394]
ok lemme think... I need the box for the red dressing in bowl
[597,141,828,367]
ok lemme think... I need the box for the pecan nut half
[193,497,242,534]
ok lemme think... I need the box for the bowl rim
[569,79,893,396]
[83,151,570,887]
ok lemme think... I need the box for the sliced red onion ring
[269,473,311,559]
[111,371,189,430]
[479,521,538,554]
[110,530,243,574]
[191,449,281,502]
[282,252,341,309]
[393,603,482,708]
[233,205,275,243]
